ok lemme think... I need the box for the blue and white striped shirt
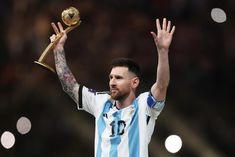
[77,86,165,157]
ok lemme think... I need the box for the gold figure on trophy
[34,6,81,73]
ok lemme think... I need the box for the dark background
[0,0,234,157]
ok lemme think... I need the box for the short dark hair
[111,58,140,77]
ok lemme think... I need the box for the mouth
[110,88,118,93]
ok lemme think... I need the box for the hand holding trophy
[34,6,81,73]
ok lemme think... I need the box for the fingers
[51,22,65,34]
[150,31,157,39]
[156,18,175,34]
[50,22,67,45]
[57,22,65,33]
[162,18,167,30]
[51,22,60,35]
[166,20,171,32]
[170,26,176,35]
[156,19,161,33]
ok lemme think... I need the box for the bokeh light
[16,116,32,135]
[211,8,227,23]
[165,135,182,153]
[1,131,15,149]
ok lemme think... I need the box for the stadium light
[1,131,15,149]
[165,134,182,153]
[211,8,227,23]
[16,116,32,135]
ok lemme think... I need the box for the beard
[110,89,128,101]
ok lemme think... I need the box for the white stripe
[94,126,98,157]
[139,108,146,157]
[138,95,149,157]
[101,119,112,157]
[117,110,130,157]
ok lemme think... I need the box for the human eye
[115,76,123,79]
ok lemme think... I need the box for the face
[109,67,139,100]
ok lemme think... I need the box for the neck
[115,92,136,109]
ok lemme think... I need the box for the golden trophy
[34,6,81,73]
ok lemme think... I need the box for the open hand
[151,18,175,52]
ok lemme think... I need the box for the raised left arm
[150,18,175,101]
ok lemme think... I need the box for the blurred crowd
[0,0,235,157]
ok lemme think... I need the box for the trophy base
[34,61,56,73]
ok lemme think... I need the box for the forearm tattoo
[54,48,79,103]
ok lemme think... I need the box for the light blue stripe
[109,110,122,157]
[128,100,140,157]
[96,101,112,157]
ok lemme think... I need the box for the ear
[131,77,140,88]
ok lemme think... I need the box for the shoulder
[79,86,111,116]
[137,91,165,110]
[82,86,110,96]
[137,92,149,100]
[80,86,111,105]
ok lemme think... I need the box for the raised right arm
[51,22,79,103]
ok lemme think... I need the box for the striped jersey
[77,86,165,157]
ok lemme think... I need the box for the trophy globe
[61,7,80,26]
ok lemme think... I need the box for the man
[50,18,175,157]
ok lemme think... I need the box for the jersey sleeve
[138,92,165,119]
[77,85,109,117]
